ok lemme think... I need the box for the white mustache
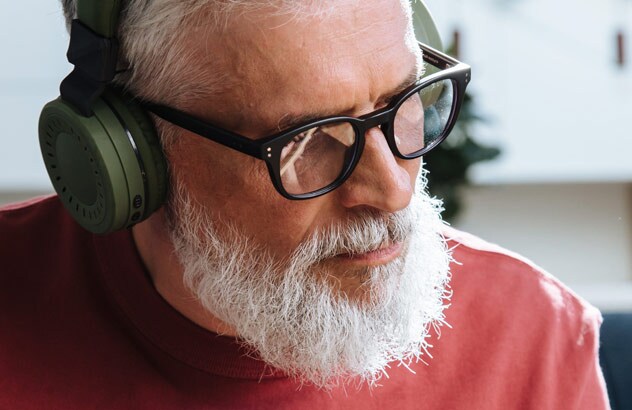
[291,208,416,263]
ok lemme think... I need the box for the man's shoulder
[0,194,95,292]
[0,194,90,245]
[442,225,602,371]
[0,194,64,229]
[433,227,608,408]
[1,195,60,250]
[443,224,599,325]
[415,226,610,408]
[444,224,561,276]
[444,225,542,268]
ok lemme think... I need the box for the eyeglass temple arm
[142,102,263,159]
[418,42,462,70]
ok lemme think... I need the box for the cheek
[400,156,422,187]
[236,199,322,257]
[166,134,258,201]
[413,157,422,178]
[166,134,326,258]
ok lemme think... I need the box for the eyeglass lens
[280,122,356,195]
[279,78,456,196]
[394,79,455,156]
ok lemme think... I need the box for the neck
[131,209,238,337]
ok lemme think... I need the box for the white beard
[166,173,452,389]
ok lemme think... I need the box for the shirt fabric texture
[0,196,610,409]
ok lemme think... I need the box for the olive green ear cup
[411,0,443,51]
[41,0,166,233]
[101,89,167,218]
[39,91,167,234]
[412,1,446,115]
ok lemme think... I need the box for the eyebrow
[274,66,424,132]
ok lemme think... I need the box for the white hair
[166,169,452,389]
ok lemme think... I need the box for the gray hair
[60,0,414,146]
[59,0,351,146]
[61,1,230,105]
[59,1,342,105]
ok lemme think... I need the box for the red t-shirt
[0,196,609,409]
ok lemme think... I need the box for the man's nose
[336,127,417,212]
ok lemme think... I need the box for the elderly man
[0,0,609,408]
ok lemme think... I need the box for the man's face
[165,0,423,295]
[158,0,452,387]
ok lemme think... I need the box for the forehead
[189,0,419,135]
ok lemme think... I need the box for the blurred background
[423,0,632,314]
[1,0,631,312]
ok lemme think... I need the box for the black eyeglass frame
[143,42,471,200]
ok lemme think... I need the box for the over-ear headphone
[38,0,167,234]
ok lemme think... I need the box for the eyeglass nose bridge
[354,107,401,159]
[354,105,412,161]
[357,108,394,132]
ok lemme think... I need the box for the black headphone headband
[60,0,122,116]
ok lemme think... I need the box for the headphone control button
[133,195,143,209]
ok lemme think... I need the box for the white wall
[419,0,632,310]
[455,183,632,284]
[424,0,632,184]
[0,191,51,206]
[454,183,632,311]
[0,1,69,191]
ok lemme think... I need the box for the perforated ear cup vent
[41,114,108,225]
[39,98,133,234]
[38,2,166,233]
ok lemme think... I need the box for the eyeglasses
[143,42,471,200]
